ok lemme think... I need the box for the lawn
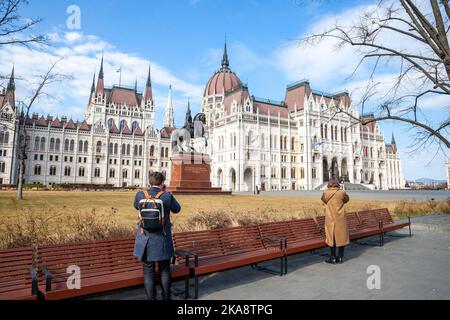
[0,190,404,227]
[0,190,447,248]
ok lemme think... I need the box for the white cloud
[0,31,203,123]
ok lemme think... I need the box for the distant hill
[411,178,447,186]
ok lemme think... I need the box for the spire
[3,66,15,109]
[391,132,396,145]
[7,66,15,91]
[144,63,153,101]
[98,53,104,80]
[221,40,229,69]
[163,85,174,128]
[90,73,96,93]
[134,78,138,92]
[184,99,192,127]
[146,63,152,87]
[96,55,104,95]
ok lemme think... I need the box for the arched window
[261,165,266,178]
[321,124,324,138]
[135,170,140,179]
[119,120,127,132]
[62,138,69,152]
[312,167,317,179]
[34,165,41,175]
[39,137,46,151]
[133,145,138,156]
[114,143,118,155]
[330,126,334,140]
[107,118,115,129]
[139,145,143,156]
[96,141,102,153]
[291,137,295,151]
[78,167,85,177]
[0,162,5,173]
[324,124,328,139]
[84,141,88,153]
[233,133,236,147]
[335,126,338,141]
[132,121,139,133]
[55,138,61,151]
[64,166,71,176]
[94,168,101,177]
[126,144,130,155]
[49,165,56,176]
[109,168,115,178]
[4,131,9,144]
[161,147,164,158]
[122,169,128,179]
[109,143,114,154]
[291,168,296,179]
[150,145,155,157]
[78,140,83,153]
[164,147,168,158]
[300,167,305,179]
[50,138,55,151]
[281,167,287,179]
[34,137,40,150]
[70,139,75,152]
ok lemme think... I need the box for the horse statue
[171,109,208,153]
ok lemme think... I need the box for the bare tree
[16,60,70,200]
[0,0,47,48]
[300,0,450,149]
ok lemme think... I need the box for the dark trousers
[330,245,345,258]
[330,236,345,258]
[142,260,171,300]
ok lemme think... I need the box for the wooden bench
[0,247,37,300]
[37,237,190,300]
[315,212,384,246]
[371,208,411,235]
[173,225,285,299]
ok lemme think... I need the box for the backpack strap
[155,190,165,199]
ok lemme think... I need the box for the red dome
[204,68,242,96]
[204,41,243,96]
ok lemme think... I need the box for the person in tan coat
[321,179,350,264]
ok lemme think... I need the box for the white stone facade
[0,50,405,191]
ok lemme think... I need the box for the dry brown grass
[0,190,448,249]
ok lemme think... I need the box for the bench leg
[251,257,285,277]
[194,274,199,299]
[284,255,288,275]
[354,234,383,247]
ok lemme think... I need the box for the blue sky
[1,0,449,180]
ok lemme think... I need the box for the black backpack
[138,189,165,232]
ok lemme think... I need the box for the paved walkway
[93,215,450,300]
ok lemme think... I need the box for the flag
[116,67,121,73]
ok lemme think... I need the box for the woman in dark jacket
[133,172,181,300]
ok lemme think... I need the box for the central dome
[204,42,243,96]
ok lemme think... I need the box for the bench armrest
[175,249,199,267]
[29,266,38,296]
[40,265,52,292]
[262,235,286,250]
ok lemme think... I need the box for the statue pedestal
[167,153,231,195]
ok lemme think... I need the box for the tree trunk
[16,159,24,200]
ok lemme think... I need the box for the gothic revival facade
[0,45,405,191]
[197,43,405,191]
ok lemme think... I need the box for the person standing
[133,172,181,300]
[321,179,350,264]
